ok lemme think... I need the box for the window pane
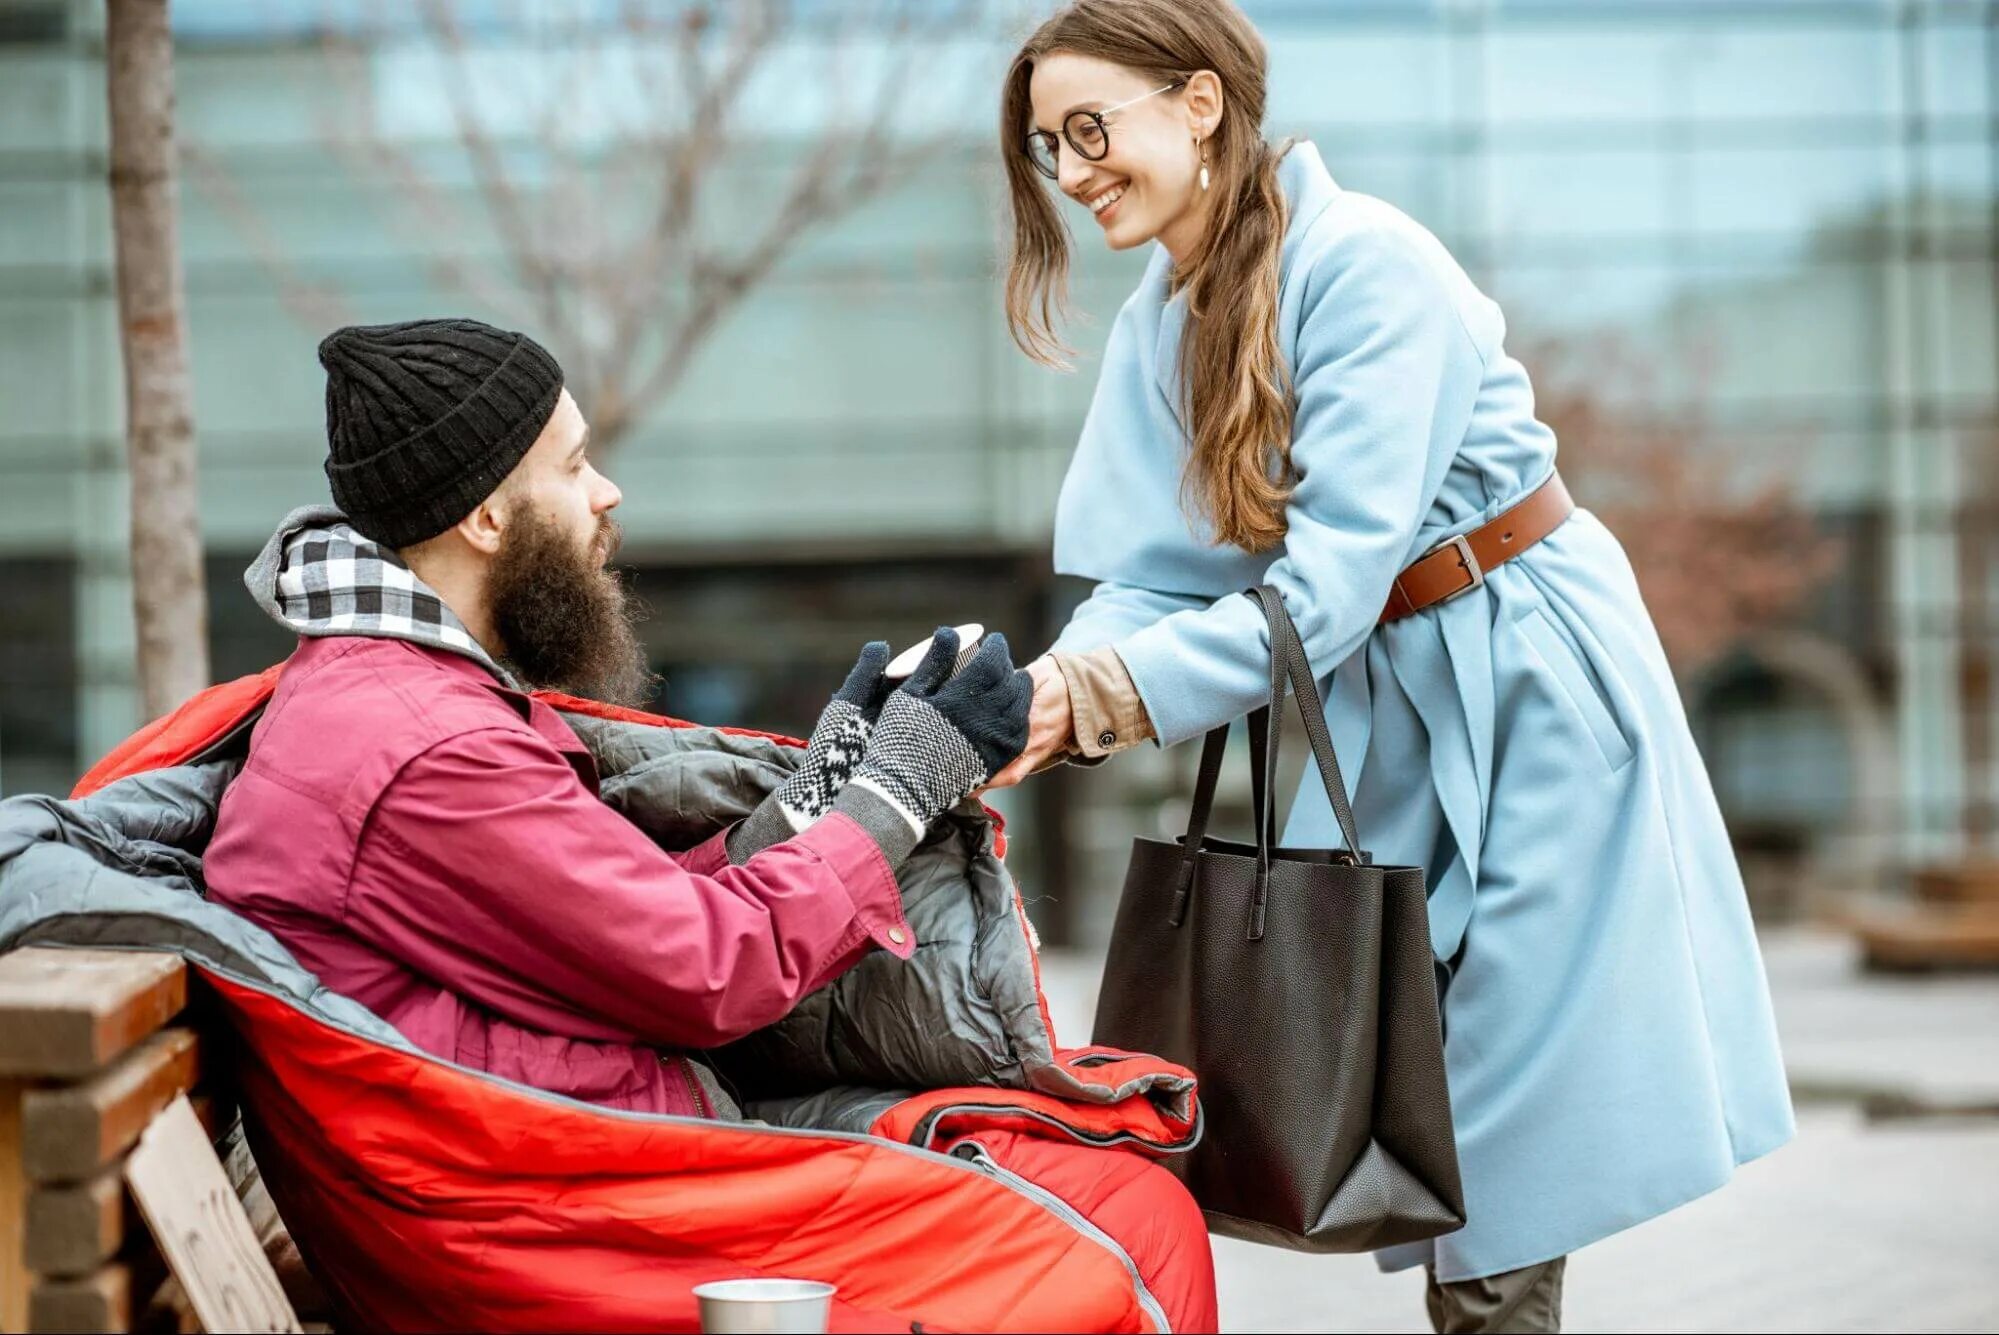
[0,184,72,267]
[1685,25,1897,123]
[1485,147,1670,242]
[1486,26,1680,125]
[1923,19,1993,119]
[1489,258,1688,348]
[1705,427,1888,511]
[1925,141,1993,217]
[0,300,80,438]
[1669,258,1885,410]
[1267,32,1449,128]
[1935,260,1998,404]
[0,558,76,798]
[0,60,71,152]
[1688,145,1901,242]
[207,555,295,685]
[1312,145,1457,237]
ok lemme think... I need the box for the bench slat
[27,1264,131,1334]
[25,1167,126,1277]
[0,949,187,1078]
[3,1075,27,1332]
[22,1029,200,1184]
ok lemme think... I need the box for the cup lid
[884,622,983,680]
[692,1278,836,1302]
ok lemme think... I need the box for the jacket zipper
[947,1140,1173,1333]
[672,1054,710,1119]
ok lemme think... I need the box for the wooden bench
[1847,861,1999,973]
[0,948,301,1333]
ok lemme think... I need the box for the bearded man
[202,317,1036,1119]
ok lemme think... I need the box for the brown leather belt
[1379,471,1574,624]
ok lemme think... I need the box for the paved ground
[1035,929,1999,1333]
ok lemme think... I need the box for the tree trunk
[105,0,208,721]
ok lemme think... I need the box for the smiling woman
[1000,0,1295,555]
[986,3,1798,1332]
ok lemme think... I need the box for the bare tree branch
[419,0,572,345]
[194,0,1005,452]
[313,12,541,328]
[1527,336,1844,674]
[183,143,355,329]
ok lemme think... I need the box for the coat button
[1098,730,1117,748]
[888,927,907,946]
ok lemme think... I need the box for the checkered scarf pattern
[274,522,505,679]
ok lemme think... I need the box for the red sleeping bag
[71,670,1213,1332]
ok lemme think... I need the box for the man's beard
[488,508,656,709]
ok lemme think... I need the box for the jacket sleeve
[1053,645,1155,757]
[1106,228,1487,747]
[345,726,914,1049]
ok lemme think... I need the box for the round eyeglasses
[1023,80,1185,181]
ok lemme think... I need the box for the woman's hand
[979,655,1073,793]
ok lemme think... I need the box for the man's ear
[455,491,508,557]
[1184,69,1225,140]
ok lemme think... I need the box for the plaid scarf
[261,512,512,684]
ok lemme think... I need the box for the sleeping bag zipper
[908,1101,1202,1155]
[946,1140,1173,1333]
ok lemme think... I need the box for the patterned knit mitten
[727,642,894,863]
[846,630,1033,838]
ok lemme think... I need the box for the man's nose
[592,470,623,513]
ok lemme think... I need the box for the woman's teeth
[1090,186,1126,214]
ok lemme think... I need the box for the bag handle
[1170,586,1364,936]
[1249,586,1363,858]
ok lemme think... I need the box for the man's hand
[978,656,1073,793]
[844,629,1032,837]
[727,641,893,863]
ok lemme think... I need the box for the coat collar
[1152,140,1341,409]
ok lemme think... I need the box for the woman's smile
[1085,179,1129,223]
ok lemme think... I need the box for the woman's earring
[1197,136,1210,192]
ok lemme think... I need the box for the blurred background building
[1,0,1994,946]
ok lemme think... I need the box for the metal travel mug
[692,1279,835,1334]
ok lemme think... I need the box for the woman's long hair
[1001,0,1293,553]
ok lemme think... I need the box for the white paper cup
[884,622,983,681]
[692,1278,835,1334]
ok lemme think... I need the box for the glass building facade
[1,0,1993,941]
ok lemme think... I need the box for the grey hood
[245,505,514,684]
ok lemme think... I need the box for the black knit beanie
[318,318,565,549]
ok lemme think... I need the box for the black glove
[844,628,1033,840]
[728,642,894,863]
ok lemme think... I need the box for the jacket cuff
[674,827,734,877]
[1053,646,1155,758]
[1027,747,1072,777]
[800,810,917,960]
[725,794,804,865]
[830,785,923,868]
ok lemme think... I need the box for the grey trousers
[1426,1256,1567,1334]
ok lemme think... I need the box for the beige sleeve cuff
[1052,645,1155,759]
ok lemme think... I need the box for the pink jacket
[203,635,915,1118]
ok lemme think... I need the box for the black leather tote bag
[1092,586,1465,1252]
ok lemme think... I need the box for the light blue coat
[1049,142,1794,1281]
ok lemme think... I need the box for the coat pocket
[1513,606,1635,773]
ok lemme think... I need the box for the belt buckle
[1432,533,1485,605]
